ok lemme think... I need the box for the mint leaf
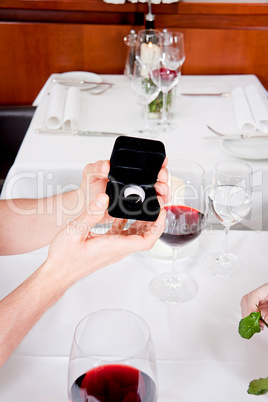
[248,377,268,395]
[238,311,261,339]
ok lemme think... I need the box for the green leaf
[248,377,268,395]
[238,311,261,339]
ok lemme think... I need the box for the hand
[44,193,166,290]
[241,283,268,325]
[79,158,169,222]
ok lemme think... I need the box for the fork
[82,84,113,95]
[206,125,268,139]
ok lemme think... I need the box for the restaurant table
[0,230,268,401]
[0,74,268,401]
[1,74,268,230]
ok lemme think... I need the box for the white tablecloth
[1,75,268,401]
[0,230,268,401]
[1,74,268,230]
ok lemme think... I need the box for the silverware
[52,78,114,86]
[203,135,268,141]
[36,129,127,137]
[51,78,114,95]
[206,125,268,139]
[180,92,231,97]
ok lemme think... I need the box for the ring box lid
[106,136,166,221]
[108,136,166,185]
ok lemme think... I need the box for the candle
[140,42,161,65]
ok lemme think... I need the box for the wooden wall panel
[0,22,135,105]
[0,2,267,105]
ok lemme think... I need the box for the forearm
[0,188,85,255]
[0,260,67,367]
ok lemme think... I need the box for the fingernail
[95,194,109,209]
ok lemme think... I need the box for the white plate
[60,71,102,89]
[221,138,268,160]
[33,71,102,106]
[142,238,199,261]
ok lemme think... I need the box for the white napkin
[44,85,81,131]
[209,85,268,136]
[245,84,268,134]
[62,87,81,130]
[45,84,66,129]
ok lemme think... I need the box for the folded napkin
[44,85,81,131]
[45,84,66,129]
[209,85,268,136]
[62,87,81,130]
[245,85,268,134]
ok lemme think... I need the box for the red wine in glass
[70,364,157,402]
[161,205,205,247]
[151,67,179,93]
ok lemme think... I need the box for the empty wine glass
[68,308,158,402]
[204,160,253,277]
[131,29,162,136]
[131,59,161,136]
[150,160,206,303]
[151,31,185,132]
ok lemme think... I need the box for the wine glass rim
[215,159,252,174]
[162,31,184,38]
[167,159,205,179]
[73,308,152,361]
[137,29,162,35]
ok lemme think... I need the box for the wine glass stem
[142,104,150,130]
[161,92,168,124]
[168,247,179,284]
[218,226,230,264]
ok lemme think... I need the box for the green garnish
[248,378,268,395]
[238,306,268,395]
[238,311,261,339]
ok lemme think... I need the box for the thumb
[72,193,109,239]
[83,160,110,185]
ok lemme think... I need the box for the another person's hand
[241,283,268,325]
[44,193,166,290]
[79,158,169,222]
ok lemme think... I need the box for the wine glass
[151,31,185,132]
[135,29,162,66]
[131,29,162,136]
[131,59,161,136]
[150,160,206,303]
[204,160,253,277]
[68,308,158,402]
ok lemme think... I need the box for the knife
[180,92,231,97]
[52,78,114,86]
[35,129,127,137]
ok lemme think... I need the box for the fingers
[157,157,169,184]
[125,208,166,252]
[83,160,110,184]
[155,181,170,206]
[69,193,109,240]
[108,218,128,236]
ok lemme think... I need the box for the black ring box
[106,136,166,221]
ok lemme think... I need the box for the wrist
[36,260,71,302]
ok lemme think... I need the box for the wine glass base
[150,272,197,303]
[153,120,177,133]
[132,127,158,138]
[204,252,244,277]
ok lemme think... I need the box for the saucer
[221,138,268,160]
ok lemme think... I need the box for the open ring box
[106,136,166,221]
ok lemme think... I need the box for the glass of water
[204,160,252,277]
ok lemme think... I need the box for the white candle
[140,42,161,65]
